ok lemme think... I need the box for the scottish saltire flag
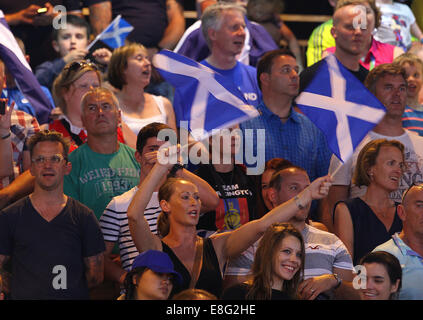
[88,15,133,50]
[153,50,259,140]
[296,54,386,162]
[0,11,53,124]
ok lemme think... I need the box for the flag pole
[86,15,121,51]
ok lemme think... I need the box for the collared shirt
[240,102,332,181]
[373,233,423,300]
[1,110,40,189]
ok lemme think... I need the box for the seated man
[64,87,140,221]
[198,1,261,107]
[224,166,358,299]
[175,0,278,68]
[241,49,332,184]
[373,184,423,299]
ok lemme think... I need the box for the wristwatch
[332,273,342,289]
[294,195,305,210]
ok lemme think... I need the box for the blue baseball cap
[131,250,183,285]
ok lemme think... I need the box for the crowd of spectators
[0,0,422,302]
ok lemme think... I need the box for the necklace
[210,165,237,229]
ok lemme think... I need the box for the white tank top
[120,95,168,135]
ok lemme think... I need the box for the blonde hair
[52,60,100,115]
[157,177,194,237]
[393,52,423,75]
[80,86,119,113]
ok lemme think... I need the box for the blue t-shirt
[200,60,262,108]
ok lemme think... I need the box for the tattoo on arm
[0,255,11,294]
[84,252,105,288]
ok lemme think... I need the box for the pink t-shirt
[324,38,396,70]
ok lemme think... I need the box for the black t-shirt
[194,164,258,233]
[0,196,105,300]
[221,283,293,300]
[299,59,369,93]
[65,0,182,47]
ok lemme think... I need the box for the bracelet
[1,131,11,140]
[333,273,342,290]
[294,195,305,210]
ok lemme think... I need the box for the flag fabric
[152,50,259,141]
[88,15,134,50]
[0,11,53,124]
[295,54,386,163]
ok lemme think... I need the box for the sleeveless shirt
[162,238,223,298]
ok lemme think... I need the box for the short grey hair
[201,2,246,48]
[80,87,119,112]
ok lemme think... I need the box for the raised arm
[127,163,167,253]
[213,175,333,262]
[175,168,219,213]
[0,101,14,179]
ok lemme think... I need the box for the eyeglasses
[31,154,66,166]
[63,60,98,78]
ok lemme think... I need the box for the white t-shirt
[373,2,416,50]
[99,186,161,271]
[329,130,423,201]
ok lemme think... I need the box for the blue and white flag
[295,54,386,163]
[88,15,133,50]
[0,11,53,124]
[153,50,259,141]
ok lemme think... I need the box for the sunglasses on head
[63,60,98,77]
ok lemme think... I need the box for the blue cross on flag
[295,54,386,163]
[153,50,259,141]
[89,15,133,49]
[0,11,53,124]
